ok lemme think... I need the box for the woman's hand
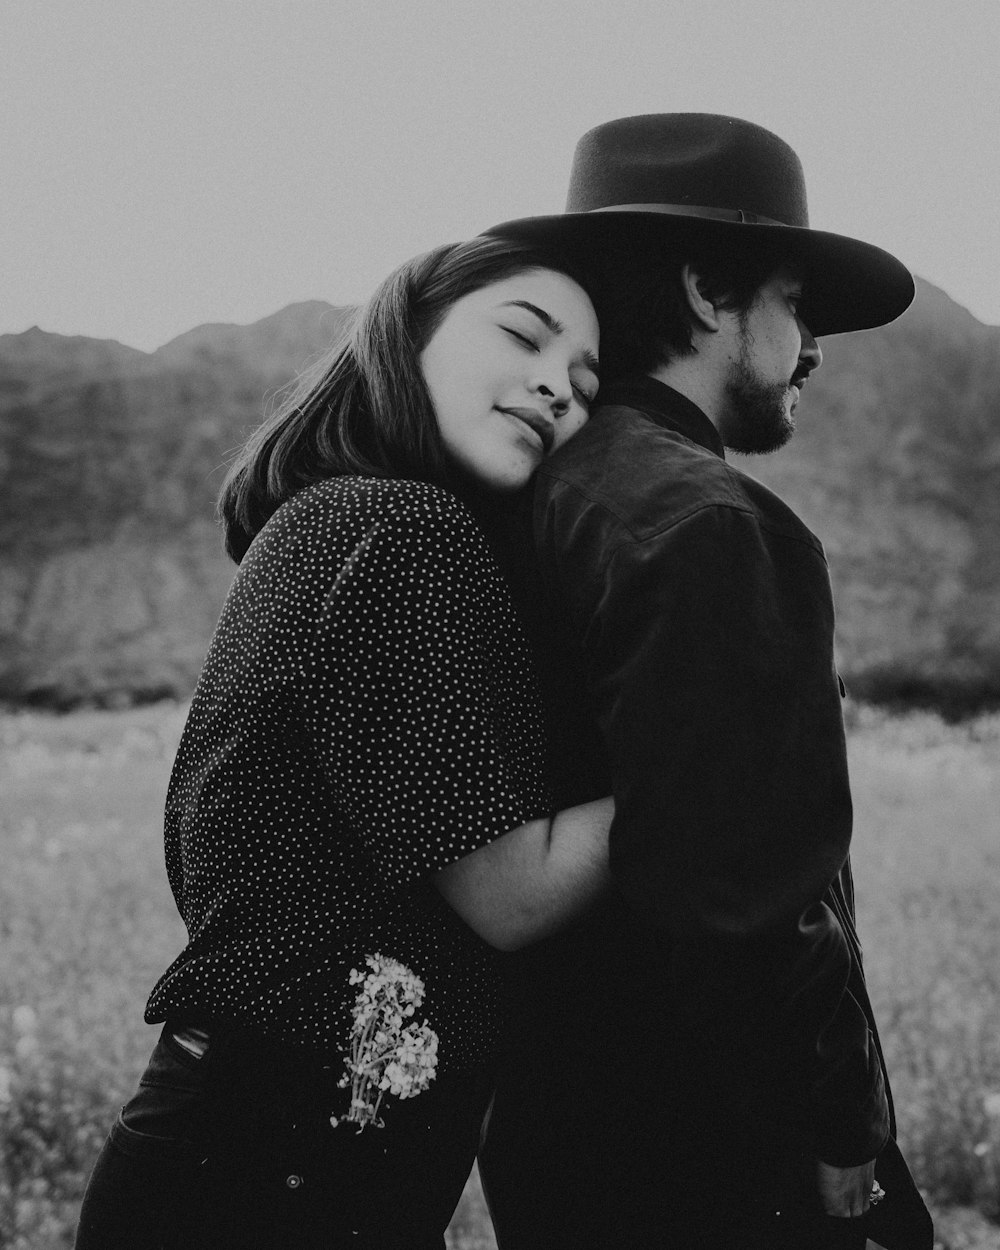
[432,797,613,950]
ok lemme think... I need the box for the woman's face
[420,268,600,491]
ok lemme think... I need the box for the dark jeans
[76,1023,492,1249]
[480,1059,933,1250]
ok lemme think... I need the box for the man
[480,115,933,1249]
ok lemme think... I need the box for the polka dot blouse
[145,478,555,1071]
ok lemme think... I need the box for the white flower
[330,954,439,1132]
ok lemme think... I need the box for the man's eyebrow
[501,300,600,374]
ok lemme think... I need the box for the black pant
[76,1023,492,1249]
[479,1059,933,1250]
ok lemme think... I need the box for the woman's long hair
[219,235,588,562]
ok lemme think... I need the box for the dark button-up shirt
[523,375,891,1167]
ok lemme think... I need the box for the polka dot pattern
[145,478,554,1069]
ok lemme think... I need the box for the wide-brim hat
[484,113,914,337]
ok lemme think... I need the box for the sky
[3,0,998,352]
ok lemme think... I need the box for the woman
[75,235,612,1249]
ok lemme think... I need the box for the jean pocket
[108,1109,207,1163]
[114,1026,214,1157]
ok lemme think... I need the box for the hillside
[731,280,1000,706]
[0,303,352,705]
[1,282,998,709]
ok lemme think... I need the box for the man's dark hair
[592,223,793,379]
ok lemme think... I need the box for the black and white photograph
[2,2,998,1247]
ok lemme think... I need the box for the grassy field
[1,702,998,1249]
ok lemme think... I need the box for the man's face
[718,265,822,455]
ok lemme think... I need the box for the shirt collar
[596,374,726,460]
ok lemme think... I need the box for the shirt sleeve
[538,485,889,1166]
[305,491,554,891]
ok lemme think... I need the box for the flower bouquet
[330,953,439,1132]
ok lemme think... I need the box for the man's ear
[681,264,722,332]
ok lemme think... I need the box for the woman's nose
[533,373,571,417]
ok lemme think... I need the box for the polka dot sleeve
[303,487,554,888]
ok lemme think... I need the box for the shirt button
[285,1174,303,1190]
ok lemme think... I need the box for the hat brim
[484,209,914,337]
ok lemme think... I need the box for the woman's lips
[499,407,555,453]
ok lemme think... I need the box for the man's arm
[540,485,889,1167]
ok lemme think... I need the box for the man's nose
[798,318,823,371]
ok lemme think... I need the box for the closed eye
[503,327,538,350]
[572,383,595,406]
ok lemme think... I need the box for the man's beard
[719,328,796,456]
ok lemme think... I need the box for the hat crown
[566,113,810,229]
[483,111,914,336]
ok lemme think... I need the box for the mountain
[0,302,352,706]
[730,280,1000,708]
[1,283,998,711]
